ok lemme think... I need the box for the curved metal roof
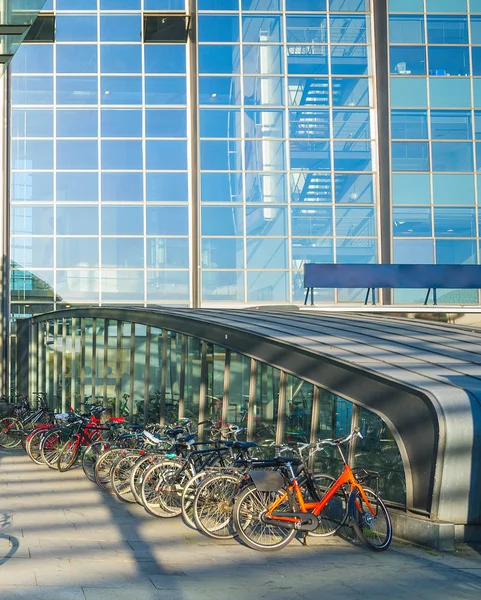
[30,306,481,525]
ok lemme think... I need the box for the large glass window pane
[200,109,241,138]
[433,174,475,204]
[331,45,370,75]
[391,110,428,139]
[245,110,284,139]
[429,79,471,109]
[428,46,470,77]
[283,376,313,444]
[147,238,189,269]
[12,172,53,202]
[102,207,143,236]
[290,141,330,170]
[11,270,55,303]
[432,142,474,172]
[57,238,98,268]
[12,140,53,170]
[102,172,143,202]
[56,140,98,170]
[392,207,432,237]
[101,110,142,137]
[286,15,326,44]
[184,337,201,421]
[289,109,329,139]
[335,173,374,204]
[57,45,97,74]
[100,45,142,74]
[201,239,244,269]
[101,140,143,170]
[199,76,241,105]
[244,16,282,42]
[146,172,188,202]
[201,172,243,202]
[288,77,329,107]
[247,272,288,302]
[12,76,53,105]
[227,352,250,430]
[427,16,468,45]
[57,109,97,138]
[198,45,241,74]
[390,46,426,75]
[12,109,53,138]
[290,172,331,203]
[12,238,54,269]
[336,238,377,263]
[57,207,99,235]
[100,15,141,42]
[145,109,187,138]
[101,76,142,105]
[57,172,98,202]
[330,15,368,43]
[11,206,53,236]
[437,240,477,264]
[246,238,287,269]
[201,206,244,236]
[334,141,372,171]
[426,0,467,11]
[146,140,187,170]
[243,76,284,105]
[145,76,186,105]
[471,16,481,44]
[144,45,186,74]
[287,47,328,75]
[292,239,333,268]
[246,172,287,203]
[333,77,370,107]
[246,206,286,235]
[198,15,240,42]
[434,208,476,237]
[102,271,145,301]
[392,142,429,171]
[245,140,285,171]
[11,45,53,74]
[56,16,98,42]
[200,140,243,171]
[390,77,427,108]
[202,271,244,302]
[431,110,472,140]
[336,207,376,237]
[333,110,371,139]
[102,238,144,268]
[146,207,189,235]
[243,45,283,75]
[291,206,332,236]
[57,76,98,105]
[389,15,425,44]
[393,239,434,264]
[392,173,431,204]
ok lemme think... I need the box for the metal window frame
[143,13,191,44]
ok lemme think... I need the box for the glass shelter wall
[24,312,406,505]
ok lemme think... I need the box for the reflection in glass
[392,142,429,171]
[336,238,377,263]
[201,206,244,236]
[436,239,477,264]
[102,238,144,268]
[201,238,244,269]
[12,172,53,202]
[432,142,473,173]
[252,364,280,443]
[101,76,142,105]
[392,173,431,205]
[434,208,476,238]
[291,207,332,237]
[57,206,98,235]
[243,45,283,75]
[12,206,52,236]
[433,174,475,205]
[147,238,190,269]
[393,239,434,264]
[101,271,145,301]
[147,173,188,202]
[246,172,286,203]
[102,172,143,202]
[57,238,98,268]
[184,337,201,422]
[336,207,376,237]
[246,206,286,236]
[146,207,189,236]
[228,352,250,429]
[102,207,143,236]
[246,238,287,269]
[291,238,333,268]
[248,271,288,302]
[392,207,432,237]
[284,376,313,444]
[201,172,243,202]
[147,272,190,302]
[202,271,244,302]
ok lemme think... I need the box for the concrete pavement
[1,447,481,600]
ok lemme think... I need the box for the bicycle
[0,393,52,449]
[233,428,392,552]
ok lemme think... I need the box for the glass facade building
[8,0,481,313]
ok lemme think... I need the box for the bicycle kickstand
[300,532,309,547]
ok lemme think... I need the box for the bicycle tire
[181,471,209,529]
[40,429,64,469]
[140,459,184,517]
[26,427,51,465]
[233,483,297,552]
[94,448,123,493]
[82,440,112,482]
[57,438,81,472]
[349,486,392,552]
[193,472,239,539]
[111,452,139,503]
[130,454,160,505]
[0,417,23,448]
[305,473,349,537]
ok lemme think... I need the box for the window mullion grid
[53,36,57,310]
[141,12,147,307]
[97,7,102,305]
[282,2,292,302]
[327,5,338,304]
[423,10,435,252]
[239,9,247,304]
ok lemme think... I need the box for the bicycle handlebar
[317,427,363,448]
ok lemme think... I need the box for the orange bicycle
[233,428,393,552]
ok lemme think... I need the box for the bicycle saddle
[143,430,164,445]
[273,456,303,466]
[178,433,196,443]
[165,427,184,437]
[233,441,257,450]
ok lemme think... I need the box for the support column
[0,66,10,395]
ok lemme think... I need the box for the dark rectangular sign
[304,264,481,289]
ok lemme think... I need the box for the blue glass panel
[286,16,326,44]
[201,239,244,269]
[57,0,97,7]
[473,48,481,76]
[101,207,143,235]
[246,239,287,269]
[12,238,54,269]
[100,0,141,7]
[146,109,187,137]
[428,47,470,77]
[57,140,98,170]
[287,47,328,75]
[200,109,242,138]
[11,45,53,74]
[246,78,284,107]
[56,16,98,42]
[202,271,244,301]
[332,77,370,106]
[145,0,185,7]
[201,140,243,170]
[391,110,428,139]
[201,207,244,235]
[389,0,423,11]
[426,0,467,11]
[286,0,327,9]
[334,141,372,171]
[200,0,239,8]
[436,240,477,264]
[390,78,427,108]
[198,45,241,74]
[102,239,144,268]
[331,46,370,75]
[100,15,141,42]
[245,110,284,138]
[12,77,53,105]
[290,141,330,170]
[333,110,371,139]
[57,76,98,105]
[57,172,98,202]
[389,15,425,44]
[290,172,331,202]
[242,0,281,9]
[147,272,190,303]
[101,140,143,170]
[431,111,472,140]
[146,173,188,202]
[289,109,330,139]
[476,143,481,172]
[335,174,374,204]
[246,173,286,203]
[201,172,243,202]
[57,110,97,138]
[392,173,431,204]
[433,174,475,204]
[471,16,481,44]
[102,270,144,302]
[427,17,468,44]
[291,239,333,267]
[12,140,53,170]
[243,45,283,75]
[392,207,432,237]
[145,77,187,105]
[288,77,329,106]
[390,46,426,75]
[291,207,332,236]
[199,76,242,105]
[198,16,240,42]
[247,272,288,303]
[146,207,189,235]
[336,238,377,263]
[144,45,186,74]
[12,206,53,236]
[57,45,97,74]
[101,76,142,105]
[391,142,429,171]
[57,238,97,268]
[245,140,285,170]
[330,16,368,43]
[434,208,476,237]
[432,142,473,172]
[336,207,376,236]
[12,173,53,202]
[246,206,286,235]
[393,240,434,264]
[243,16,282,42]
[57,207,98,235]
[102,172,143,202]
[146,140,187,170]
[12,109,53,138]
[101,45,142,74]
[56,271,99,303]
[475,112,481,140]
[146,239,189,269]
[101,109,142,137]
[330,0,367,9]
[429,78,471,108]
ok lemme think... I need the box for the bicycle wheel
[233,483,296,552]
[305,474,348,537]
[140,460,184,518]
[130,454,160,505]
[82,440,111,482]
[349,486,392,552]
[40,430,64,469]
[111,452,139,503]
[0,417,23,448]
[26,427,51,465]
[193,473,239,540]
[20,422,39,452]
[94,448,123,493]
[181,471,209,529]
[57,438,81,472]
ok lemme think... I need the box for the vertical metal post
[91,317,97,403]
[160,329,167,424]
[144,325,151,425]
[45,324,50,402]
[348,404,360,467]
[103,319,108,404]
[29,322,37,400]
[37,325,44,398]
[198,339,207,438]
[61,317,67,412]
[247,359,257,442]
[79,317,86,410]
[129,322,135,422]
[71,317,76,409]
[308,386,320,471]
[52,319,58,405]
[178,334,186,419]
[276,370,287,445]
[115,321,121,417]
[222,349,230,430]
